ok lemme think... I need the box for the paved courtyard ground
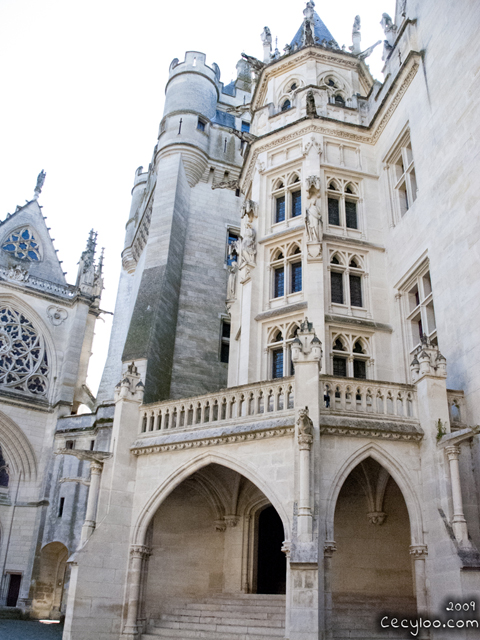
[0,620,64,639]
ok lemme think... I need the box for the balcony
[131,375,424,455]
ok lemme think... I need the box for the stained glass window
[0,306,49,396]
[2,227,41,261]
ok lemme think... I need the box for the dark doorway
[6,573,21,607]
[256,505,286,594]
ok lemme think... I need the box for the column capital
[90,460,103,475]
[130,544,151,559]
[445,445,461,461]
[324,541,337,557]
[409,544,428,558]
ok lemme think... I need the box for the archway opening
[141,463,287,634]
[256,505,286,594]
[31,541,69,619]
[331,457,416,634]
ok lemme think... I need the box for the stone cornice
[320,414,422,441]
[241,54,421,192]
[131,418,295,455]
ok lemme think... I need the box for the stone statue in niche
[306,198,322,243]
[306,90,317,117]
[240,223,256,266]
[227,262,238,300]
[297,406,314,447]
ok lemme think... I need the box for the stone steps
[145,593,286,640]
[332,593,417,640]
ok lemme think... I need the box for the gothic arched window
[0,306,49,396]
[2,227,41,261]
[0,446,9,487]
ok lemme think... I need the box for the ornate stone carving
[47,306,68,326]
[409,544,428,558]
[297,407,314,449]
[303,136,322,157]
[240,224,256,266]
[306,90,317,117]
[212,179,239,191]
[320,426,423,442]
[445,445,460,462]
[131,426,295,456]
[291,318,322,366]
[227,262,238,300]
[410,335,447,381]
[306,198,322,244]
[114,361,145,403]
[261,26,272,62]
[380,13,397,47]
[358,41,382,61]
[281,540,291,557]
[34,169,46,199]
[367,511,386,525]
[241,199,258,221]
[324,541,337,557]
[7,265,29,281]
[130,545,151,559]
[350,15,361,54]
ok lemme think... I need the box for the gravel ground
[0,620,64,639]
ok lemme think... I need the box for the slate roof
[289,11,338,49]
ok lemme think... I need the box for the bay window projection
[326,178,360,232]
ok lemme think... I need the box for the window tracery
[272,172,302,225]
[267,320,301,379]
[2,227,41,261]
[328,249,367,313]
[270,241,303,301]
[326,177,360,232]
[0,305,49,396]
[330,332,371,379]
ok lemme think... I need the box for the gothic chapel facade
[1,1,480,639]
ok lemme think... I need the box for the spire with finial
[33,170,46,200]
[76,229,98,291]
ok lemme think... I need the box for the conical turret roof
[290,10,337,49]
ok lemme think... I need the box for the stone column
[409,545,428,614]
[122,545,150,638]
[298,425,314,541]
[445,445,469,546]
[80,460,103,544]
[323,541,337,640]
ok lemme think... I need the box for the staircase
[332,593,417,639]
[143,593,286,640]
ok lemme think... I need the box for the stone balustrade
[139,377,295,435]
[321,376,417,420]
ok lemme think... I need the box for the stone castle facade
[1,1,480,639]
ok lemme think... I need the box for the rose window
[0,306,49,396]
[2,227,41,261]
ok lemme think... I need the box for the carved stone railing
[139,378,295,435]
[320,376,418,420]
[447,389,467,430]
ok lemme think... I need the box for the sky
[0,0,395,395]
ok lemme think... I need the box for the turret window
[267,322,301,379]
[281,99,291,111]
[197,118,206,132]
[329,251,367,313]
[270,243,303,300]
[326,178,360,232]
[330,333,371,379]
[241,121,250,132]
[272,172,303,225]
[220,320,231,363]
[275,195,286,223]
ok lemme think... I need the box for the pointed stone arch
[325,442,423,544]
[132,450,291,546]
[0,410,37,481]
